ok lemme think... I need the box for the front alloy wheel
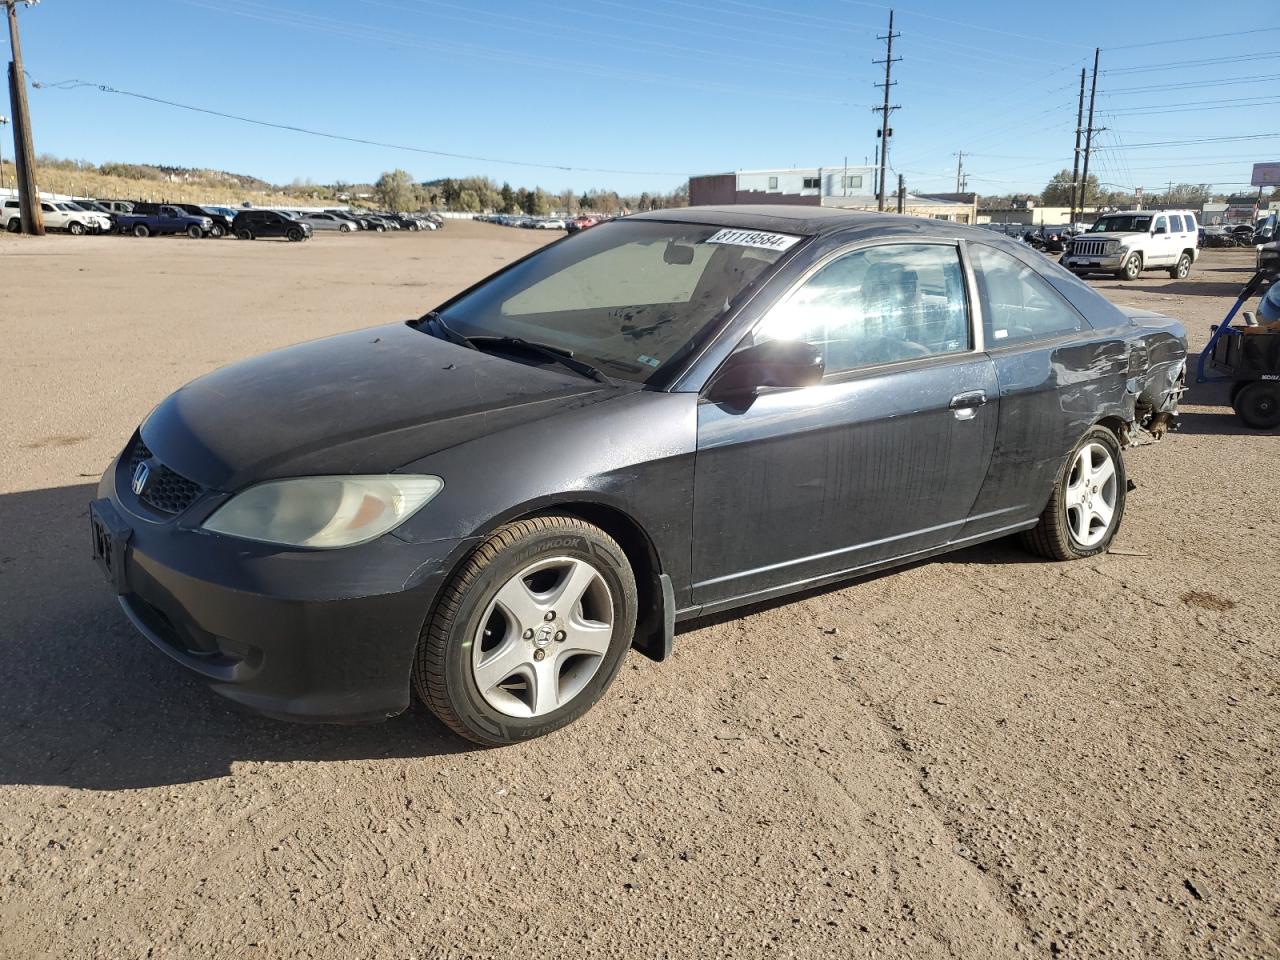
[1022,426,1126,560]
[414,516,637,746]
[1121,253,1142,281]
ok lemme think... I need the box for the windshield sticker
[704,228,801,252]
[637,355,661,368]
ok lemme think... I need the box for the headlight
[202,475,443,548]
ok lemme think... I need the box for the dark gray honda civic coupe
[91,206,1187,745]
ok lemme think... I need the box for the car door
[959,241,1122,540]
[1149,215,1172,265]
[691,240,999,611]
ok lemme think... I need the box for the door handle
[950,390,987,421]
[949,390,988,410]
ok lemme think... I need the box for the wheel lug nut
[523,628,534,639]
[544,611,556,621]
[533,649,546,661]
[554,630,566,642]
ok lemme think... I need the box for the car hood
[140,322,617,491]
[1073,232,1142,244]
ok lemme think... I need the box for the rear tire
[413,516,638,746]
[5,218,19,233]
[1169,252,1192,279]
[1021,426,1126,560]
[1233,382,1280,430]
[132,224,151,238]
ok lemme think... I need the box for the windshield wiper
[419,311,477,349]
[469,335,614,385]
[418,312,612,385]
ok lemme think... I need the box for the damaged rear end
[1116,306,1187,442]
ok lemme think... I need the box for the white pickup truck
[1062,209,1199,281]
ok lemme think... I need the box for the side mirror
[708,339,825,401]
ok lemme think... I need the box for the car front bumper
[1062,252,1126,272]
[93,454,474,723]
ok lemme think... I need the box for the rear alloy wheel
[5,219,19,233]
[1120,253,1143,281]
[1233,381,1280,430]
[68,221,86,236]
[1022,426,1126,560]
[187,224,203,239]
[1169,252,1192,279]
[414,516,637,746]
[132,224,151,238]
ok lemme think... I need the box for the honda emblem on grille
[131,461,151,496]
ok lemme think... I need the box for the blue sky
[12,0,1280,196]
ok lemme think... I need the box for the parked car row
[476,213,605,232]
[2,197,444,241]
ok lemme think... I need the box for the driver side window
[755,243,971,376]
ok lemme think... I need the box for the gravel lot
[1,224,1276,959]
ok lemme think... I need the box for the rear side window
[1169,215,1183,232]
[1184,214,1197,232]
[969,244,1087,346]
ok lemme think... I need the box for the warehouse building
[688,165,976,222]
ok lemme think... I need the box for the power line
[29,77,685,176]
[1103,51,1278,75]
[1119,132,1280,149]
[1107,26,1280,50]
[1105,73,1280,94]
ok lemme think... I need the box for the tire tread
[413,516,625,744]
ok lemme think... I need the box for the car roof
[627,204,981,239]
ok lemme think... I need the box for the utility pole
[1079,47,1103,226]
[954,151,966,194]
[873,9,900,212]
[0,114,7,192]
[896,174,906,214]
[1068,67,1085,225]
[5,0,42,234]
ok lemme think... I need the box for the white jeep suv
[1063,210,1199,281]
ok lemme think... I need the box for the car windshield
[1092,215,1151,233]
[435,219,798,383]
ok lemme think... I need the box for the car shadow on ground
[1104,279,1248,299]
[0,483,472,792]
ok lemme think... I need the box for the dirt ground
[0,223,1276,960]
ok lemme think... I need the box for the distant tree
[1042,169,1100,207]
[455,189,482,212]
[528,188,552,216]
[374,169,418,211]
[637,191,652,211]
[500,182,516,212]
[1163,183,1212,206]
[579,192,592,211]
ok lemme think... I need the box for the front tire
[186,225,203,239]
[1120,253,1142,281]
[68,221,86,236]
[132,224,151,238]
[1021,426,1126,560]
[1233,382,1280,430]
[286,228,305,242]
[413,516,638,746]
[236,228,254,240]
[209,223,226,238]
[1169,253,1192,279]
